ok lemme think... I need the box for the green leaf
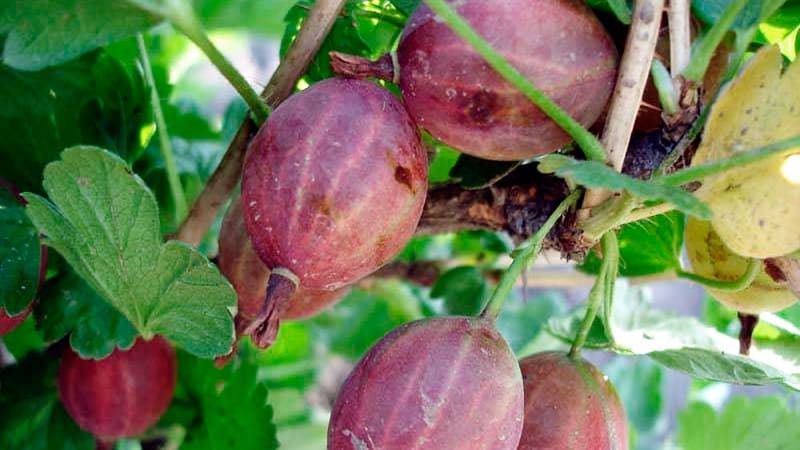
[585,0,633,24]
[24,147,235,358]
[0,0,160,71]
[580,212,685,277]
[34,271,137,359]
[0,352,94,450]
[0,188,41,315]
[428,145,461,184]
[256,322,316,390]
[195,0,296,36]
[677,397,800,450]
[548,281,800,389]
[692,0,785,31]
[430,266,490,316]
[497,290,566,354]
[547,306,611,350]
[605,357,665,435]
[353,8,404,55]
[451,230,513,257]
[175,351,278,450]
[390,0,421,15]
[0,51,150,194]
[1,314,46,360]
[281,1,381,82]
[450,155,520,190]
[538,154,711,219]
[311,281,423,359]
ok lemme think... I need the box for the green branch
[657,136,800,186]
[601,231,619,346]
[480,190,581,320]
[651,60,677,115]
[569,231,619,358]
[127,0,270,123]
[423,0,607,163]
[137,34,187,223]
[682,0,748,82]
[677,258,760,292]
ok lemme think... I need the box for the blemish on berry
[395,166,414,191]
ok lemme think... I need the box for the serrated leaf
[430,266,490,316]
[580,212,685,277]
[677,397,800,450]
[24,147,235,358]
[176,351,278,450]
[548,281,800,389]
[450,154,520,189]
[35,271,137,359]
[0,0,160,70]
[538,154,711,219]
[0,51,149,193]
[0,352,94,450]
[0,188,41,315]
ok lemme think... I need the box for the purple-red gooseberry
[241,78,428,348]
[328,317,524,449]
[58,337,177,446]
[332,0,618,161]
[517,352,628,450]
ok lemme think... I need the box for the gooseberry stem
[423,0,607,163]
[480,190,581,320]
[657,135,800,186]
[569,231,619,358]
[136,34,187,223]
[651,60,677,115]
[127,0,271,123]
[682,0,748,82]
[677,258,760,292]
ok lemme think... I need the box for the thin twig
[668,0,691,80]
[137,34,187,224]
[175,0,347,246]
[582,0,666,215]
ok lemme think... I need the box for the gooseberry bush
[1,0,800,449]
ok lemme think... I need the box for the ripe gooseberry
[328,317,524,449]
[218,196,349,323]
[517,352,628,450]
[58,337,176,445]
[241,78,427,348]
[332,0,618,161]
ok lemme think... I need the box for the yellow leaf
[694,45,800,258]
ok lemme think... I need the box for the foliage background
[1,0,800,449]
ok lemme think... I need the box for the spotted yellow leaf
[694,46,800,258]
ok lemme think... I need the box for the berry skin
[218,196,349,322]
[57,337,176,442]
[328,317,524,449]
[396,0,618,160]
[518,352,628,450]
